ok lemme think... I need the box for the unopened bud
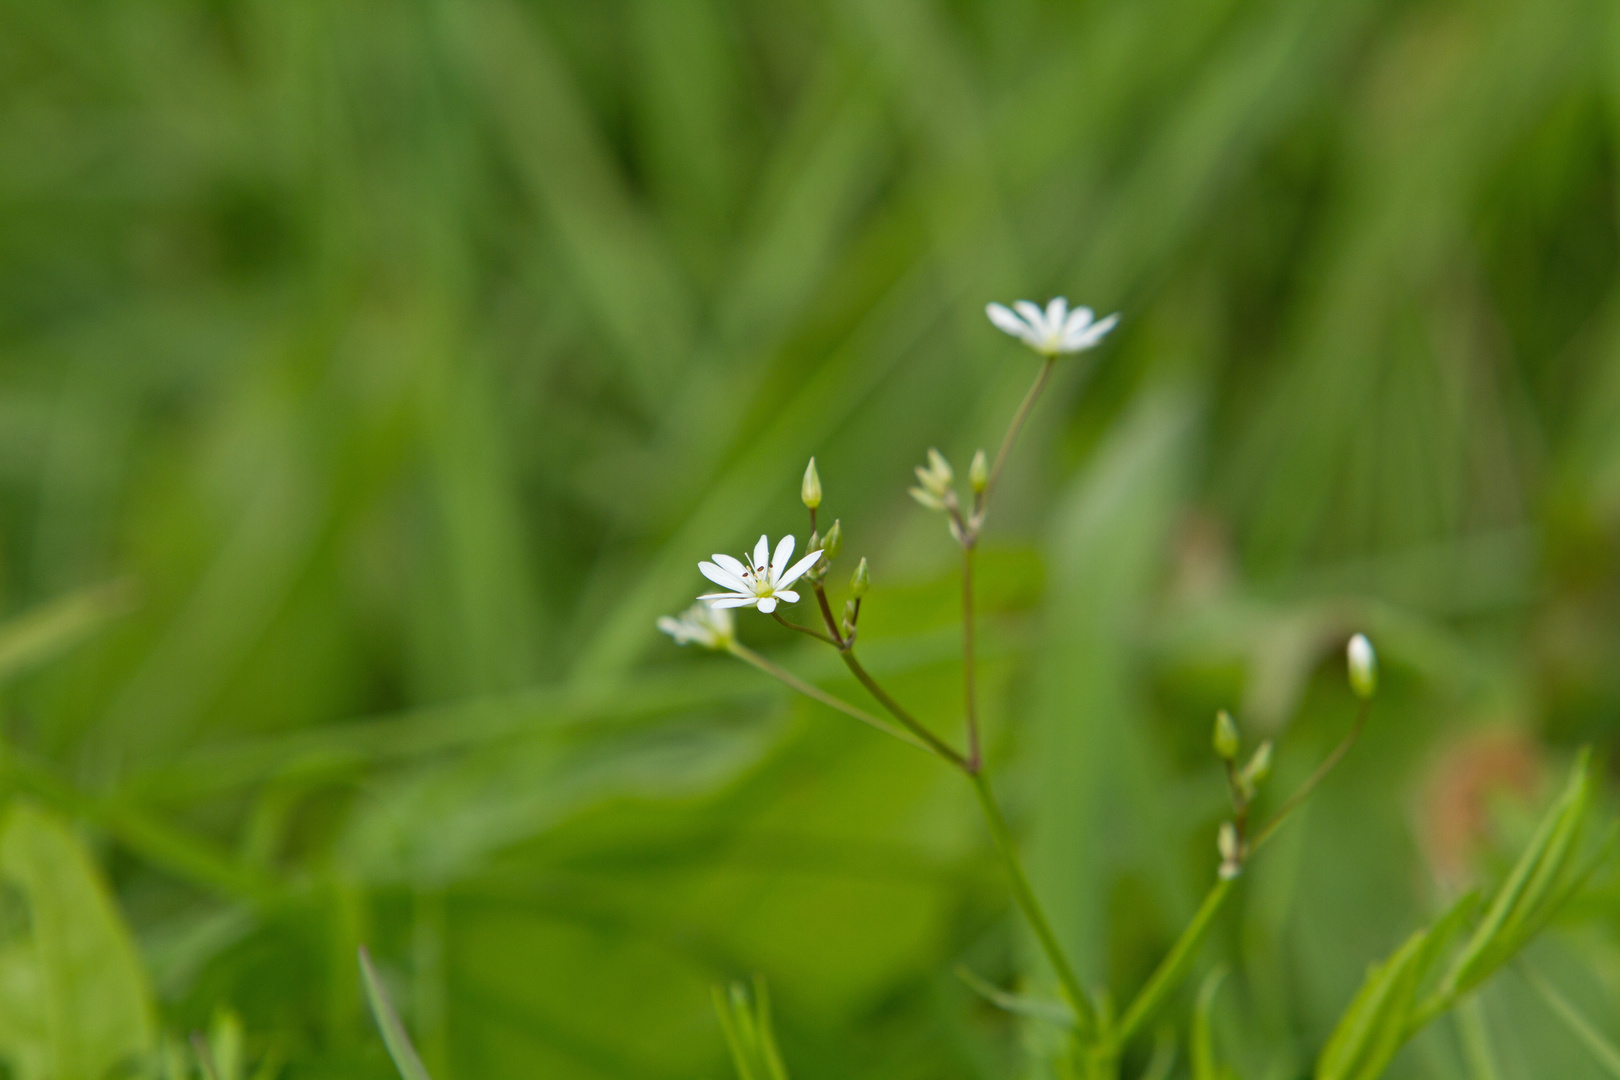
[801,458,822,509]
[822,519,842,559]
[842,599,858,635]
[1347,634,1377,699]
[1217,822,1242,880]
[850,557,869,598]
[1213,709,1239,761]
[910,487,944,511]
[927,448,953,486]
[970,449,988,493]
[1242,740,1273,786]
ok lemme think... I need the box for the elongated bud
[850,557,869,598]
[1347,633,1377,699]
[842,599,858,635]
[970,449,988,493]
[1213,709,1239,761]
[1242,740,1273,786]
[926,448,953,486]
[822,519,842,559]
[801,458,822,509]
[1217,822,1242,880]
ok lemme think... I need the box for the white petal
[706,595,757,609]
[756,596,777,614]
[656,616,683,636]
[712,553,749,578]
[771,534,796,582]
[777,549,824,588]
[1063,306,1094,335]
[1013,300,1045,336]
[699,561,749,592]
[986,302,1027,337]
[1064,312,1119,351]
[775,589,799,604]
[1046,297,1067,332]
[752,535,770,572]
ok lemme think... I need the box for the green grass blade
[358,947,433,1080]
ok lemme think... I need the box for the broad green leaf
[0,801,155,1080]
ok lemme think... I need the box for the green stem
[770,610,840,648]
[1248,697,1370,853]
[837,648,967,769]
[727,642,933,757]
[970,770,1096,1036]
[981,357,1055,508]
[961,545,981,772]
[1113,876,1235,1047]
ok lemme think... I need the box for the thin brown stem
[961,545,982,773]
[982,358,1056,510]
[1248,698,1371,853]
[771,610,840,647]
[726,642,934,756]
[812,581,845,646]
[837,648,967,770]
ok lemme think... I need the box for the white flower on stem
[698,534,822,614]
[986,297,1119,356]
[657,601,735,649]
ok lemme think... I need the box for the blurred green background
[3,0,1620,1077]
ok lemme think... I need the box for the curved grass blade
[358,947,432,1080]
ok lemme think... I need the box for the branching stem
[726,642,932,756]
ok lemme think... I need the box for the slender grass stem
[726,642,933,756]
[770,611,840,647]
[982,358,1055,508]
[837,648,966,769]
[1248,698,1370,853]
[970,770,1096,1036]
[1113,877,1235,1046]
[961,545,982,772]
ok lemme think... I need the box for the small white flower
[657,601,735,649]
[986,297,1119,356]
[698,534,823,615]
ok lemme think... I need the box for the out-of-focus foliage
[2,0,1620,1077]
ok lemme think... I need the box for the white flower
[698,534,822,615]
[986,297,1119,356]
[657,601,735,649]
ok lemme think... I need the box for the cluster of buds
[803,458,865,641]
[1213,708,1272,880]
[910,448,989,545]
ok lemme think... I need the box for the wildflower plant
[362,300,1617,1080]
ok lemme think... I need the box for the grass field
[3,1,1620,1078]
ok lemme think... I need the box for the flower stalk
[658,296,1382,1079]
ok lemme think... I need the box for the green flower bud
[1347,633,1377,699]
[1242,740,1273,786]
[969,449,988,493]
[801,457,822,510]
[850,557,869,598]
[842,599,858,635]
[1213,709,1239,761]
[822,519,842,559]
[1217,822,1242,880]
